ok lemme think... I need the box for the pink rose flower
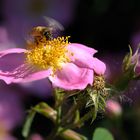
[0,38,106,90]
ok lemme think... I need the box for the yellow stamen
[25,36,71,74]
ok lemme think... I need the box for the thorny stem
[47,106,62,140]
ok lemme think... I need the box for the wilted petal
[49,63,93,90]
[0,49,51,84]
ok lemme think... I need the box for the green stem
[61,108,96,131]
[47,105,62,140]
[61,101,79,124]
[78,108,96,125]
[61,95,86,126]
[33,102,87,140]
[56,106,62,125]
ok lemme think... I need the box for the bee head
[43,29,53,40]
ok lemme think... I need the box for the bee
[28,16,64,46]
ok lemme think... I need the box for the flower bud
[106,100,122,117]
[122,45,140,78]
[133,52,140,76]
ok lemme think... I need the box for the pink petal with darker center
[0,48,51,84]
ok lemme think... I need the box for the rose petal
[67,44,106,75]
[68,44,97,68]
[91,57,106,75]
[0,48,26,57]
[17,70,51,83]
[0,48,51,84]
[0,65,51,84]
[49,63,93,90]
[68,43,97,55]
[0,48,26,71]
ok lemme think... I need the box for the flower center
[25,36,71,73]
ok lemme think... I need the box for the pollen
[25,36,71,73]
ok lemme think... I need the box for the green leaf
[22,110,36,138]
[92,127,114,140]
[90,107,97,124]
[73,109,80,124]
[99,95,106,109]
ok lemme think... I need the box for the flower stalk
[31,102,87,140]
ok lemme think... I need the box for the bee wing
[43,16,64,31]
